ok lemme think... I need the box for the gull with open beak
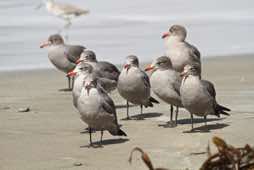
[117,55,159,120]
[75,50,120,92]
[162,25,201,73]
[40,34,85,90]
[145,56,183,127]
[77,75,127,146]
[180,64,230,131]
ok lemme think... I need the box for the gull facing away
[117,55,159,120]
[162,25,201,73]
[180,64,230,131]
[77,74,127,146]
[145,56,183,127]
[40,34,85,91]
[76,50,120,92]
[37,0,89,29]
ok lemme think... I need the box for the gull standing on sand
[145,56,183,126]
[76,50,120,92]
[37,0,89,29]
[67,62,114,131]
[77,74,127,146]
[162,25,201,72]
[117,55,159,119]
[180,64,230,131]
[40,34,85,90]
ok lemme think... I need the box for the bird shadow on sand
[158,117,225,128]
[80,125,123,134]
[115,104,137,109]
[122,112,163,121]
[80,129,96,134]
[58,88,72,92]
[178,117,225,125]
[80,138,129,148]
[183,123,230,133]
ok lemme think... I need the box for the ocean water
[0,0,254,71]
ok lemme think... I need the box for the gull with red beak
[40,34,85,91]
[145,56,183,127]
[180,64,230,131]
[162,25,201,73]
[77,75,127,146]
[117,55,159,120]
[67,62,93,108]
[75,50,120,92]
[68,62,117,108]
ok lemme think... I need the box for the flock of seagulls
[40,24,231,146]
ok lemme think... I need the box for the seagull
[67,62,92,108]
[117,55,159,120]
[180,64,230,131]
[77,74,127,146]
[162,25,201,73]
[37,0,89,29]
[67,62,118,107]
[76,50,120,92]
[145,56,183,126]
[40,34,85,90]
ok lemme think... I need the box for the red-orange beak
[124,64,131,71]
[144,64,155,72]
[162,32,170,39]
[180,70,187,77]
[75,59,83,64]
[67,70,77,77]
[40,41,51,48]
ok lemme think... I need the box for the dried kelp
[200,136,254,170]
[129,147,169,170]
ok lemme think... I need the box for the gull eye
[92,80,96,85]
[190,67,196,71]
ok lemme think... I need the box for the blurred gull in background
[36,0,89,30]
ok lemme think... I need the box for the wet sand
[0,55,254,170]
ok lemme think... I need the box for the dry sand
[0,55,254,170]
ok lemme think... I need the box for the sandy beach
[0,55,254,170]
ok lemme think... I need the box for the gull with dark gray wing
[162,25,201,73]
[77,74,127,146]
[76,50,120,92]
[180,64,230,131]
[117,55,159,120]
[145,56,183,126]
[40,34,85,90]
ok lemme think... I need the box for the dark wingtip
[214,104,231,117]
[220,110,230,116]
[217,104,231,112]
[118,129,127,136]
[149,97,159,104]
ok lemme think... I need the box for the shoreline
[1,53,253,73]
